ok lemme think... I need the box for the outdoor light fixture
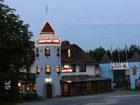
[67,80,72,83]
[45,78,52,83]
[18,83,21,87]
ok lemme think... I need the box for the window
[87,82,92,92]
[45,47,50,56]
[32,83,36,92]
[64,65,70,69]
[62,65,72,73]
[18,83,23,92]
[36,48,39,57]
[36,65,40,74]
[45,65,51,74]
[79,64,86,72]
[56,47,60,56]
[57,65,61,74]
[72,64,76,72]
[95,64,99,68]
[25,83,30,92]
[68,49,71,58]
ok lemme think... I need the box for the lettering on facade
[36,35,60,45]
[110,62,129,70]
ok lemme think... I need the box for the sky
[4,0,140,51]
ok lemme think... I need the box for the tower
[35,22,61,98]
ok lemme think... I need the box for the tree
[0,1,34,100]
[88,45,140,63]
[88,47,106,62]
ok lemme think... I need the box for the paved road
[18,90,140,105]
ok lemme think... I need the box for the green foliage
[0,1,34,101]
[88,45,140,62]
[0,102,16,105]
[0,1,34,73]
[21,93,38,100]
[88,47,106,62]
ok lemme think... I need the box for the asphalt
[18,90,140,105]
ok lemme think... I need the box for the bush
[22,93,38,100]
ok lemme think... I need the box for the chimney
[61,40,70,46]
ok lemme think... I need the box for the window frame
[36,65,40,74]
[79,64,86,72]
[56,47,60,57]
[68,49,71,58]
[25,83,31,92]
[56,65,61,74]
[36,48,39,57]
[72,64,76,72]
[18,83,23,92]
[45,65,51,74]
[45,47,50,56]
[32,83,36,92]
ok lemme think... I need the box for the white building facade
[35,22,61,98]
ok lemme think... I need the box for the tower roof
[40,22,55,35]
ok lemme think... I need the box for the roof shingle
[61,41,97,64]
[40,22,55,34]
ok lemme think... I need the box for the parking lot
[18,90,140,105]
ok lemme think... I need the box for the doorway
[46,84,52,98]
[113,70,125,88]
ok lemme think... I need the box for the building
[18,73,36,94]
[100,52,140,90]
[60,41,111,96]
[129,52,140,89]
[35,22,61,98]
[21,22,112,97]
[61,40,97,76]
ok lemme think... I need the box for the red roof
[40,22,55,34]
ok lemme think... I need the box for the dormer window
[36,48,39,57]
[57,65,61,74]
[36,65,40,74]
[56,47,60,56]
[68,49,71,58]
[45,65,51,74]
[45,47,50,56]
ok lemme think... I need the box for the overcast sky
[4,0,140,50]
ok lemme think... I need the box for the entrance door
[46,84,52,98]
[113,70,125,88]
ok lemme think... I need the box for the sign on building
[110,62,129,70]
